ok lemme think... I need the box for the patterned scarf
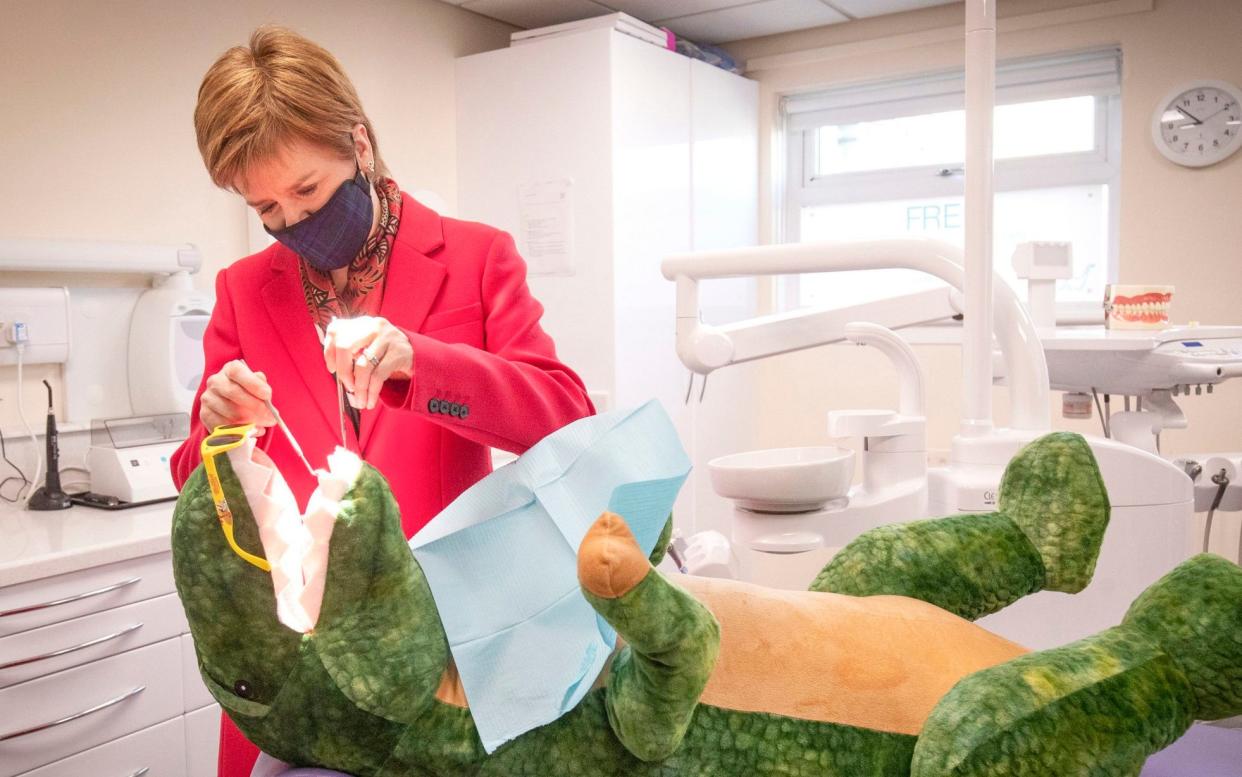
[299,177,403,329]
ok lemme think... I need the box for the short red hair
[194,26,388,190]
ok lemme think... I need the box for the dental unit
[1011,230,1242,565]
[662,0,1194,650]
[1015,255,1242,566]
[1041,326,1242,455]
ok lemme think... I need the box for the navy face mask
[265,165,373,272]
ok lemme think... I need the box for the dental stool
[252,753,354,777]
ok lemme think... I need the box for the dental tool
[314,321,354,454]
[265,397,317,476]
[336,375,350,453]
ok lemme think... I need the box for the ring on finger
[363,347,380,368]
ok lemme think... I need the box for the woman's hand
[323,317,414,410]
[200,360,276,432]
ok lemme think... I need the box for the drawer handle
[0,577,142,618]
[128,769,150,777]
[0,623,144,670]
[0,685,144,741]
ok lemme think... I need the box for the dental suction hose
[1202,468,1230,554]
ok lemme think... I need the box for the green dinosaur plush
[172,432,1242,776]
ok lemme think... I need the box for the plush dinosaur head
[171,440,451,768]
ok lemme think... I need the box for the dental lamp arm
[676,285,956,373]
[663,239,1050,432]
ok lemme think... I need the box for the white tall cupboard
[456,29,760,533]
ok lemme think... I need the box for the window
[781,49,1121,322]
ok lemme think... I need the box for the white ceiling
[438,0,960,45]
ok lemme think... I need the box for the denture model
[1105,284,1173,329]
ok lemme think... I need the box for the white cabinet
[181,633,215,712]
[0,553,176,637]
[20,716,188,777]
[457,30,760,534]
[185,703,223,777]
[0,551,217,777]
[0,593,186,687]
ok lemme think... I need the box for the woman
[170,26,595,777]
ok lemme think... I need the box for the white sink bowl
[708,446,856,513]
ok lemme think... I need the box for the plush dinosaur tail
[910,554,1242,777]
[811,432,1110,620]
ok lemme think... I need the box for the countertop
[0,447,522,588]
[0,499,176,586]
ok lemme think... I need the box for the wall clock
[1151,80,1242,167]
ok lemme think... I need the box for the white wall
[720,0,1242,462]
[0,0,513,481]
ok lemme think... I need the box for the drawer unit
[19,715,187,777]
[0,637,183,777]
[1,501,206,774]
[184,703,221,777]
[0,553,175,637]
[1,593,188,688]
[181,633,213,711]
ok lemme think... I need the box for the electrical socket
[0,288,70,365]
[7,321,30,345]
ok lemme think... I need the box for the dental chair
[251,723,1242,777]
[252,753,351,777]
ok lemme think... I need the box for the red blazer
[171,193,594,528]
[169,194,594,776]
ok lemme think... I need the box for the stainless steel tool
[264,397,317,476]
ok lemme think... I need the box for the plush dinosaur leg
[910,554,1242,777]
[648,513,674,566]
[810,432,1110,621]
[577,512,721,761]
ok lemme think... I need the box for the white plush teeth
[298,491,339,627]
[226,439,275,497]
[224,440,364,633]
[323,447,363,498]
[272,495,314,633]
